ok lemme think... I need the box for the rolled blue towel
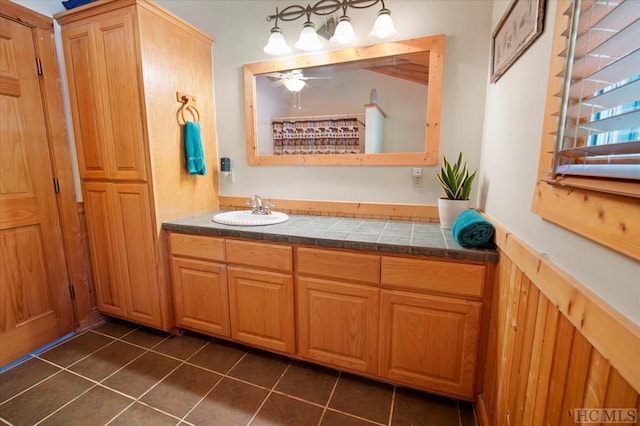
[184,121,206,175]
[451,209,495,248]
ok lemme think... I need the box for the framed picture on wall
[490,0,546,83]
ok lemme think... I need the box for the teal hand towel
[184,121,206,175]
[451,209,495,248]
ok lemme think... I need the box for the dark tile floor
[0,319,476,426]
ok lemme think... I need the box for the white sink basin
[212,210,289,226]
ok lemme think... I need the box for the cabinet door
[227,266,294,354]
[61,9,146,181]
[171,257,230,337]
[111,183,161,328]
[62,22,109,180]
[83,182,126,317]
[93,10,147,181]
[379,290,481,399]
[297,276,379,374]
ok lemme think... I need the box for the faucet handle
[264,200,275,214]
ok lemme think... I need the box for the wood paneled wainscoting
[477,222,640,425]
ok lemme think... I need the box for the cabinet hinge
[36,58,43,76]
[53,178,60,194]
[68,285,75,300]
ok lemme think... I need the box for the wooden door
[297,276,379,374]
[0,16,73,366]
[227,266,294,354]
[379,289,481,399]
[171,257,230,337]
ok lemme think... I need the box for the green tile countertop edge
[162,211,498,263]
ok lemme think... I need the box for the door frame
[0,0,97,330]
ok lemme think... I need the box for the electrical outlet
[412,168,423,187]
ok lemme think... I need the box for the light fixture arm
[266,0,383,23]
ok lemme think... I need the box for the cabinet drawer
[226,239,292,272]
[381,256,484,298]
[169,233,225,262]
[297,247,380,285]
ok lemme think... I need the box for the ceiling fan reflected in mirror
[266,69,329,92]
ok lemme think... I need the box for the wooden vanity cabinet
[296,248,380,374]
[168,233,230,337]
[379,256,484,399]
[165,231,490,400]
[57,0,219,331]
[226,240,295,354]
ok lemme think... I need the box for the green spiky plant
[435,153,477,200]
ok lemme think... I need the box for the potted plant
[435,152,476,229]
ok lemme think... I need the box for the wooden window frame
[532,0,640,261]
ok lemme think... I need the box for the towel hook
[177,92,200,124]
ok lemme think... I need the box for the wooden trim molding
[0,0,52,30]
[218,196,440,223]
[532,182,640,261]
[478,214,640,425]
[243,35,445,167]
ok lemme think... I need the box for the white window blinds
[555,0,640,181]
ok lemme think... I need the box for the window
[533,0,640,260]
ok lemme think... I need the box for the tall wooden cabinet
[56,0,219,331]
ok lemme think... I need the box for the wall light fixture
[263,0,397,56]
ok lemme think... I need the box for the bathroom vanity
[163,212,497,401]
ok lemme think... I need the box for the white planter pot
[438,198,470,229]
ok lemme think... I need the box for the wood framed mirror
[243,35,445,166]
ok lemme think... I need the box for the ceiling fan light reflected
[295,21,324,51]
[283,78,306,92]
[330,15,357,47]
[263,26,291,56]
[369,8,398,41]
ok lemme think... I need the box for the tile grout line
[387,386,397,426]
[18,327,177,425]
[32,381,101,425]
[317,370,342,426]
[178,344,252,424]
[3,323,479,426]
[1,330,130,408]
[0,368,64,408]
[244,358,294,425]
[119,336,214,422]
[103,333,214,425]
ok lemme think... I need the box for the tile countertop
[162,211,498,263]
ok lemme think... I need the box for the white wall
[480,1,640,325]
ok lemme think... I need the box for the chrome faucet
[247,195,274,215]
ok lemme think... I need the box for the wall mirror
[243,35,445,166]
